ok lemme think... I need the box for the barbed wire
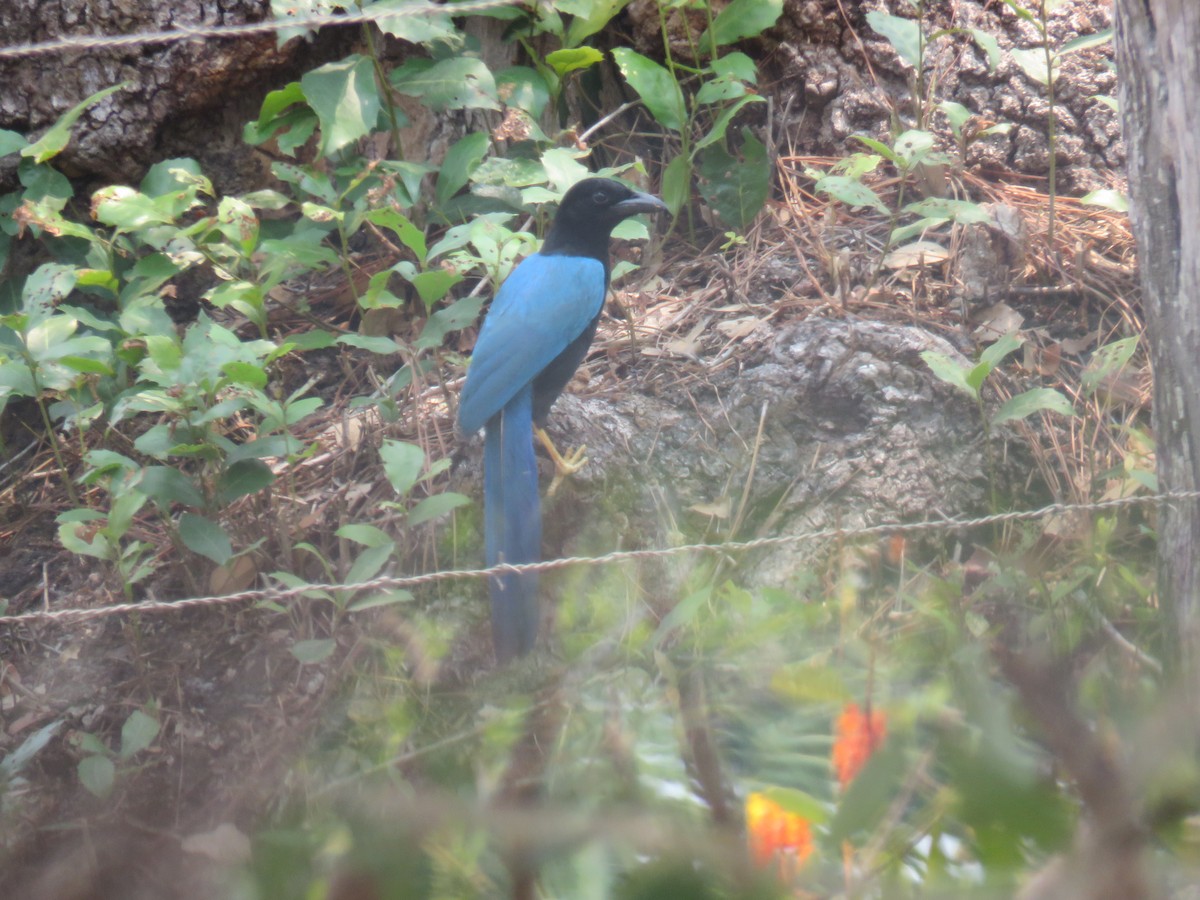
[0,0,526,61]
[2,489,1194,628]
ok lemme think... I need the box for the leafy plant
[73,707,161,799]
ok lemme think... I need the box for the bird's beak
[614,190,669,216]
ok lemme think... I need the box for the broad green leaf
[496,66,552,119]
[365,208,428,262]
[939,100,973,136]
[415,295,483,350]
[1080,188,1128,212]
[24,83,130,164]
[138,466,206,508]
[373,0,458,44]
[107,489,147,539]
[346,543,393,584]
[815,175,888,214]
[661,155,691,216]
[692,95,765,150]
[903,196,993,225]
[380,439,426,496]
[390,56,500,112]
[291,639,335,664]
[866,10,921,68]
[301,54,383,156]
[893,129,935,169]
[57,520,111,560]
[702,0,782,47]
[336,523,394,548]
[970,28,1003,71]
[119,710,160,760]
[407,491,470,526]
[710,52,758,84]
[0,129,27,158]
[22,263,79,319]
[338,334,400,354]
[977,330,1024,374]
[921,349,976,398]
[991,387,1075,426]
[179,513,233,565]
[1010,47,1053,86]
[436,132,491,207]
[697,128,770,229]
[559,0,630,47]
[92,186,174,229]
[1082,336,1138,395]
[78,755,116,798]
[218,459,276,503]
[545,47,605,78]
[611,48,686,133]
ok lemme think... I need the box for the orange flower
[832,703,886,788]
[745,791,813,873]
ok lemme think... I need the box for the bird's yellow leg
[535,427,588,497]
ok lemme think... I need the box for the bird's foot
[536,427,588,497]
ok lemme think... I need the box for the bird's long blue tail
[483,386,541,662]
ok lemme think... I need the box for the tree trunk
[1114,1,1200,684]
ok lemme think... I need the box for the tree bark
[1114,0,1200,684]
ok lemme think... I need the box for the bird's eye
[592,191,608,204]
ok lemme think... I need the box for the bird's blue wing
[459,254,606,434]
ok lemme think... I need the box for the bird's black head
[540,177,667,262]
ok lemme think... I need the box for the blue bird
[459,177,667,662]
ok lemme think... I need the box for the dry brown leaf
[882,241,949,269]
[688,498,731,519]
[716,316,766,341]
[209,555,259,596]
[972,302,1024,341]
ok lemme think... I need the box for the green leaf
[415,295,483,350]
[118,710,160,760]
[78,755,116,798]
[991,387,1075,425]
[365,208,428,263]
[380,440,426,496]
[545,47,605,78]
[300,54,383,157]
[338,334,399,354]
[921,349,977,398]
[373,0,458,44]
[692,95,765,150]
[939,100,973,137]
[24,83,130,164]
[347,589,414,612]
[436,132,491,208]
[893,129,935,169]
[696,128,770,230]
[661,155,691,216]
[0,129,28,158]
[903,196,993,225]
[138,466,206,508]
[702,0,782,47]
[336,523,395,548]
[346,543,393,585]
[970,28,1002,72]
[1080,188,1128,212]
[390,56,500,112]
[559,0,630,47]
[977,330,1024,374]
[218,459,276,503]
[1082,336,1139,395]
[291,639,335,664]
[866,10,922,68]
[815,175,889,214]
[92,186,174,229]
[495,66,552,119]
[1010,47,1053,86]
[179,513,233,565]
[710,51,758,84]
[0,719,62,778]
[408,491,471,526]
[1060,27,1112,55]
[611,48,686,133]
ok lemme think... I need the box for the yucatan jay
[459,177,667,662]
